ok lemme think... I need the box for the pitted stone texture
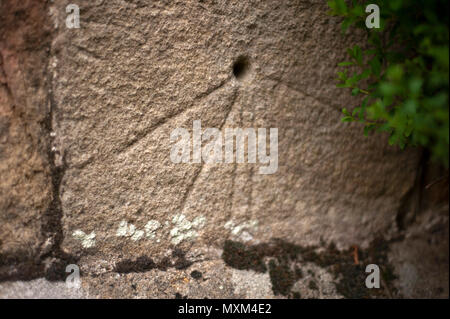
[231,269,275,299]
[389,207,449,299]
[82,259,240,299]
[290,263,342,299]
[49,0,420,265]
[0,0,52,275]
[0,278,87,299]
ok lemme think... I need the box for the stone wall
[0,0,447,298]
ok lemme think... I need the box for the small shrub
[328,0,449,168]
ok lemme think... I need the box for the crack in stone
[193,77,230,101]
[0,0,79,282]
[117,77,232,154]
[223,88,241,221]
[227,162,237,222]
[264,75,342,113]
[179,85,239,214]
[115,248,193,273]
[40,45,80,282]
[396,149,427,231]
[73,44,105,61]
[247,166,255,216]
[0,55,15,109]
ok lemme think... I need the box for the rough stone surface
[0,278,87,299]
[389,206,449,299]
[231,269,275,299]
[290,263,342,299]
[0,0,53,279]
[50,0,419,262]
[0,0,448,299]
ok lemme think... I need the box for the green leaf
[338,61,354,67]
[330,0,450,168]
[389,0,403,11]
[364,124,376,136]
[379,82,398,97]
[403,100,417,115]
[388,134,398,145]
[408,78,423,96]
[341,116,354,122]
[341,18,353,32]
[337,71,348,80]
[347,48,355,59]
[360,97,369,118]
[387,65,404,81]
[327,0,347,15]
[346,73,360,86]
[353,45,363,65]
[360,68,371,80]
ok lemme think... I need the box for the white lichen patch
[145,220,161,239]
[116,220,133,237]
[73,230,96,248]
[115,220,162,242]
[192,216,206,228]
[116,220,143,241]
[170,214,206,245]
[131,229,145,241]
[224,219,258,242]
[116,220,127,236]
